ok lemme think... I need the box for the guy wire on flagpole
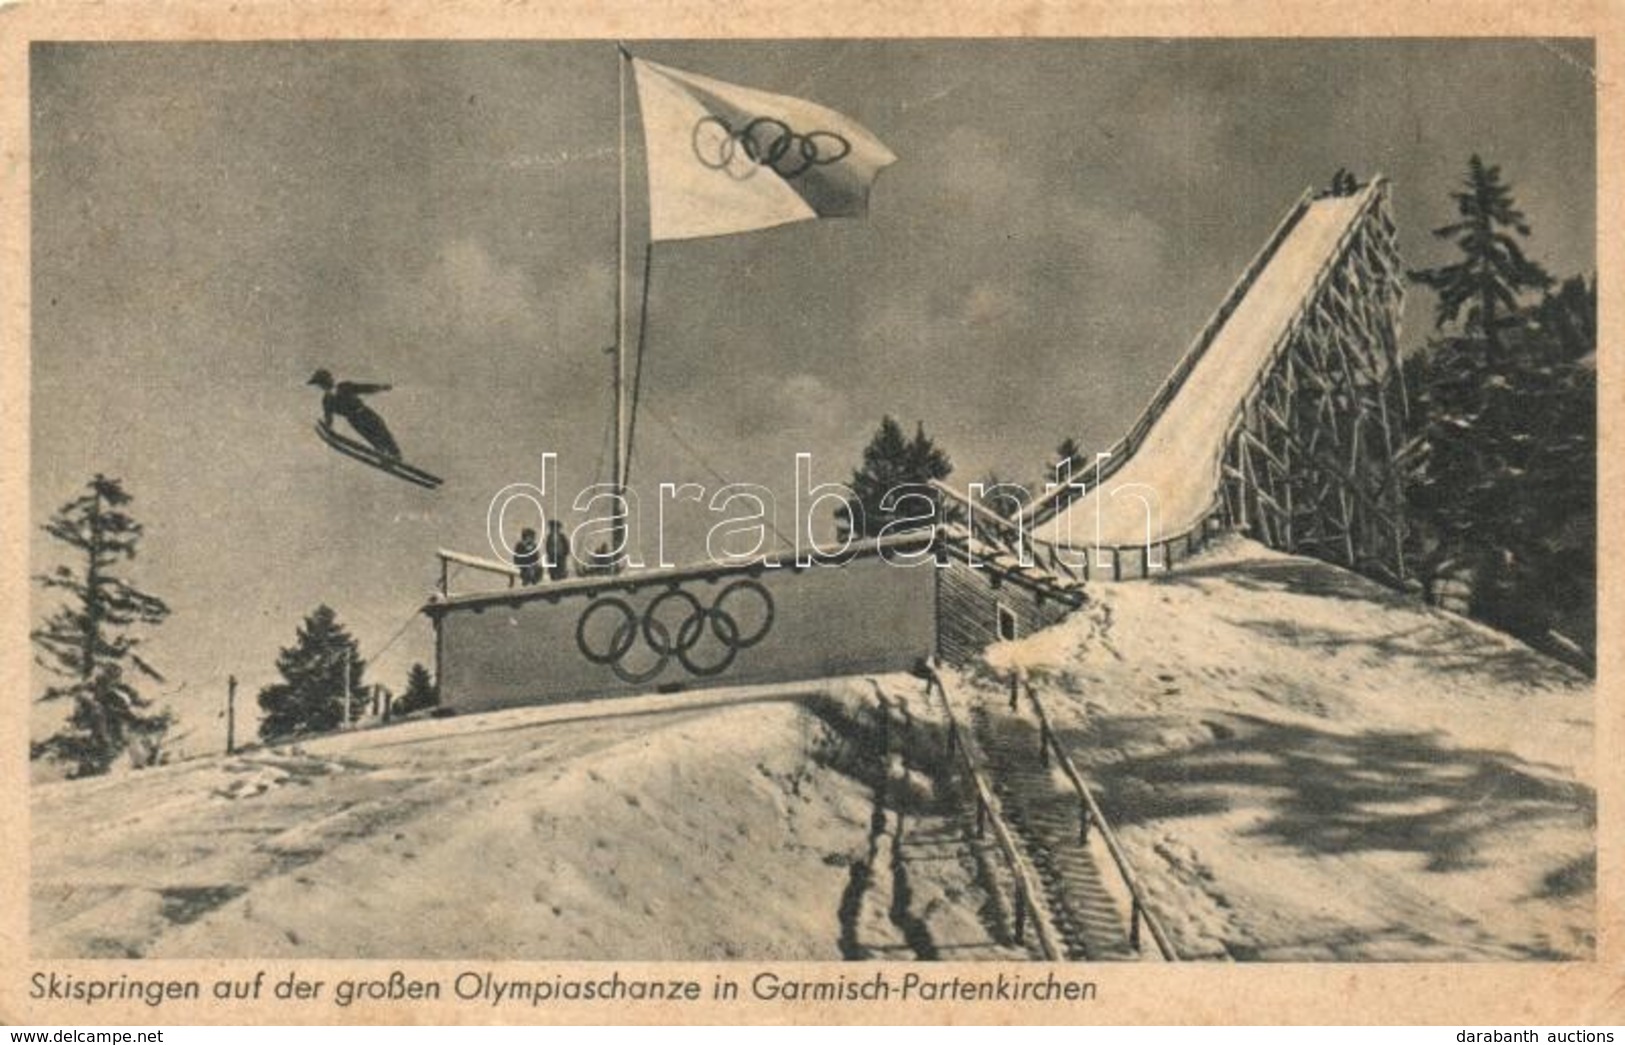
[611,40,628,574]
[624,241,653,482]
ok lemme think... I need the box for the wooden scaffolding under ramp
[1218,180,1409,583]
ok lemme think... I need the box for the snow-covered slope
[985,536,1594,960]
[32,537,1592,961]
[32,679,1016,960]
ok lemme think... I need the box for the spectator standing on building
[513,527,542,586]
[545,519,572,582]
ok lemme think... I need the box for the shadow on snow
[1064,712,1593,874]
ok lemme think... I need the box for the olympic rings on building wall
[575,579,776,685]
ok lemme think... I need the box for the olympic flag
[631,57,897,242]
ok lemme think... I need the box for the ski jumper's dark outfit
[324,383,400,459]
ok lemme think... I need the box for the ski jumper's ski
[315,422,443,489]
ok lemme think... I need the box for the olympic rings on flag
[691,115,852,180]
[575,580,776,685]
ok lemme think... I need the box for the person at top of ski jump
[308,369,401,459]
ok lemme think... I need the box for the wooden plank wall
[935,557,1077,666]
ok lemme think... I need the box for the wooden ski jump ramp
[1022,179,1408,583]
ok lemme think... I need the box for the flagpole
[623,241,653,476]
[612,41,630,573]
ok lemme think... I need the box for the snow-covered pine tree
[1405,158,1594,660]
[32,474,173,776]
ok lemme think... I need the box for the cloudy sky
[29,39,1594,750]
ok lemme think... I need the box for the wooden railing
[431,529,953,600]
[1038,511,1234,583]
[930,481,1082,584]
[435,548,520,594]
[1006,670,1179,960]
[921,663,1063,959]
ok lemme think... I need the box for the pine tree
[257,605,367,740]
[1530,275,1596,364]
[395,662,439,716]
[1053,437,1083,480]
[1408,154,1551,342]
[848,416,953,538]
[32,475,173,777]
[1405,158,1594,661]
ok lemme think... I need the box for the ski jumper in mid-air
[308,369,400,458]
[308,369,442,489]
